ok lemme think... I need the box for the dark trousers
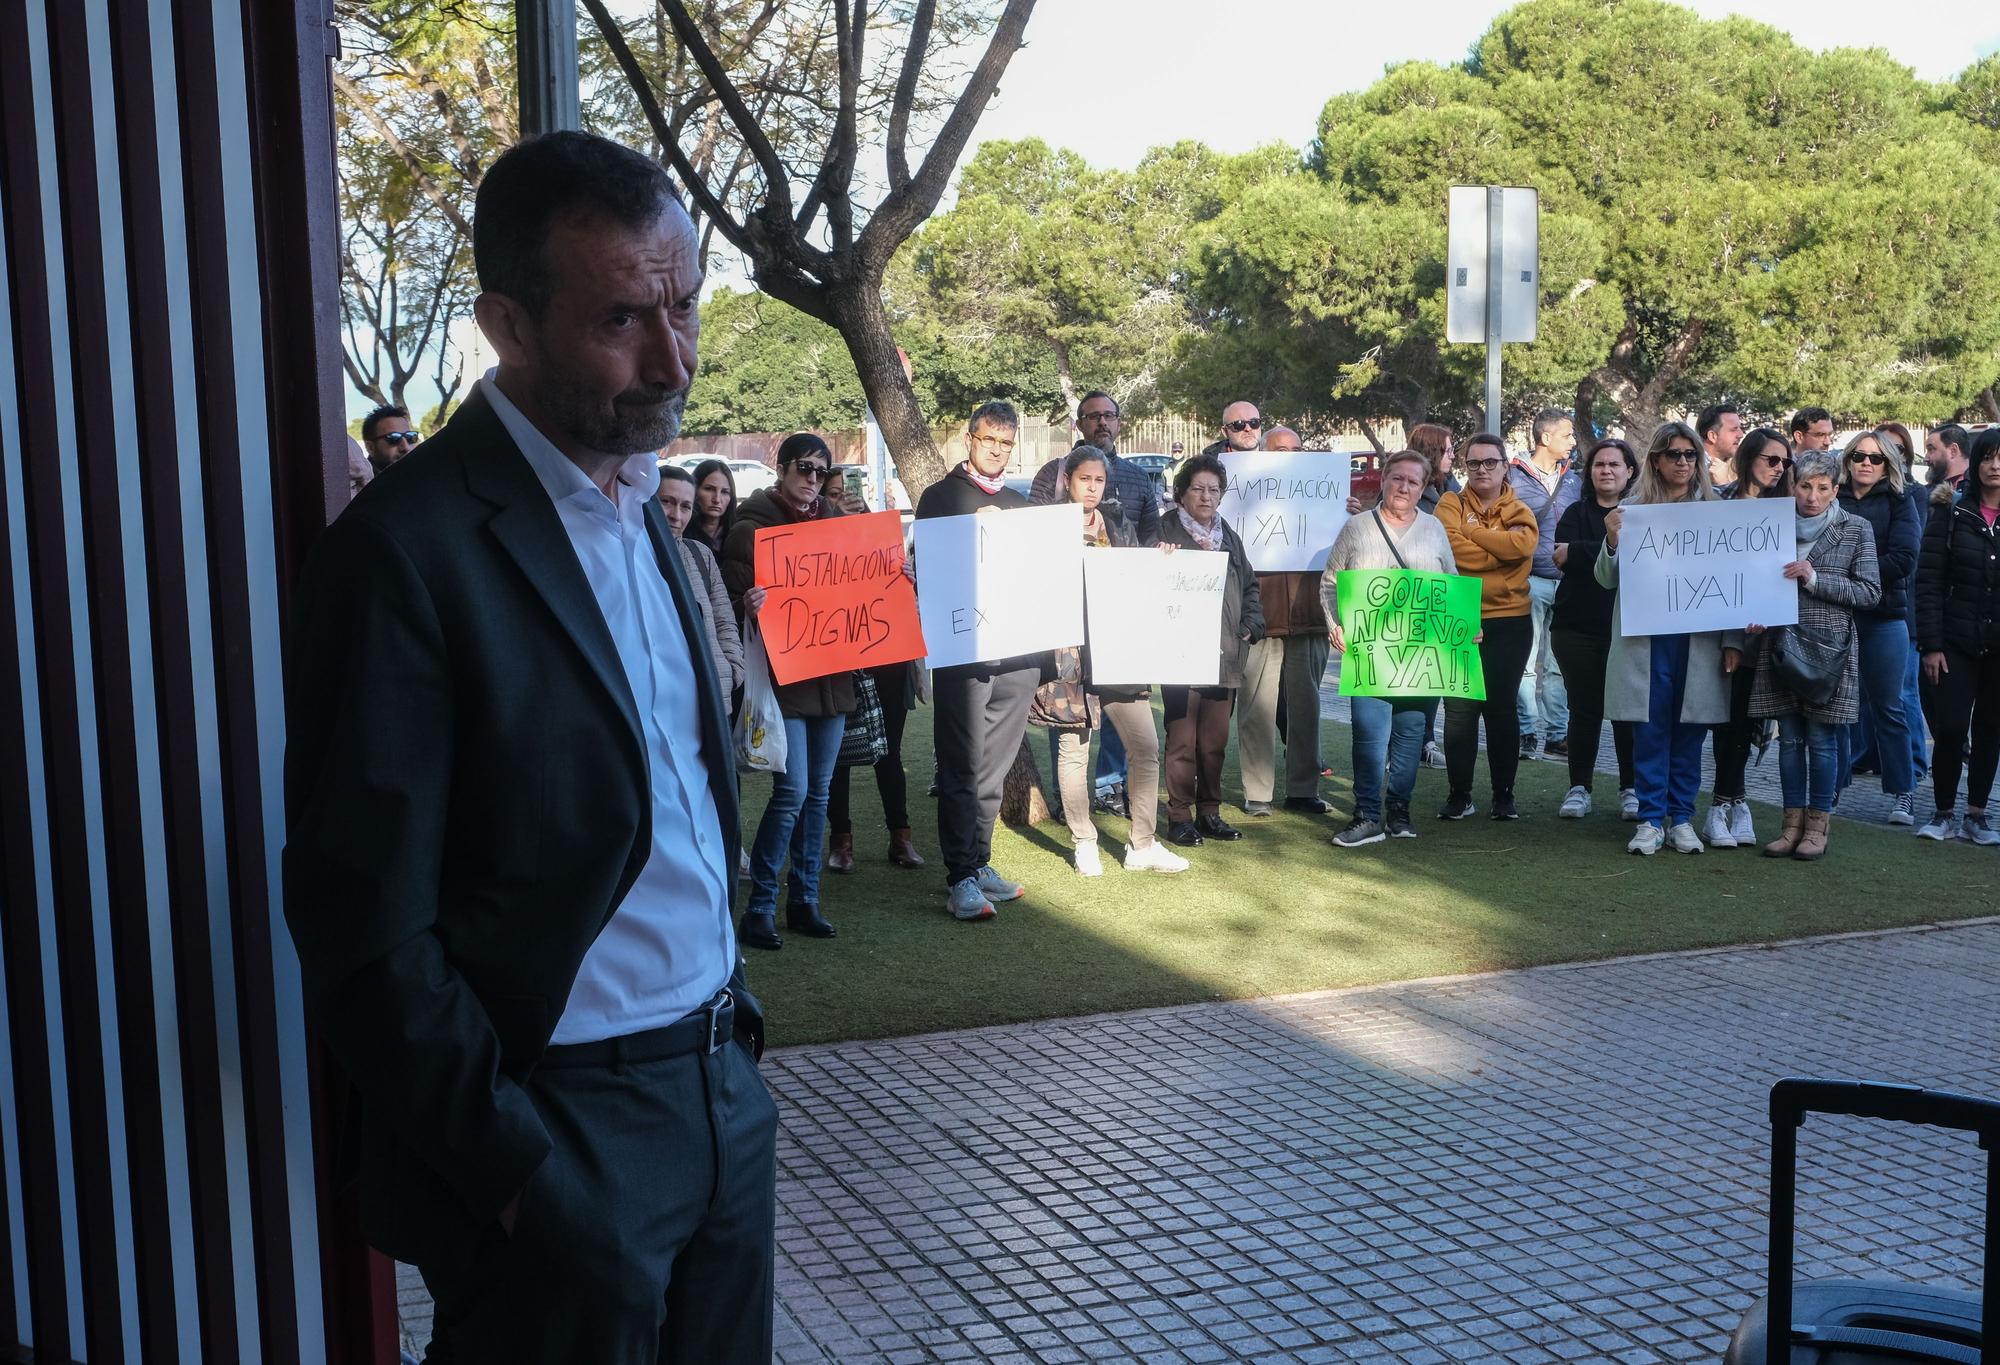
[828,664,912,835]
[1162,685,1234,822]
[1930,646,2000,812]
[1550,627,1634,792]
[1443,613,1533,801]
[421,1033,777,1364]
[1709,662,1757,801]
[933,663,1040,884]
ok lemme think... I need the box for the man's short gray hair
[968,400,1019,433]
[1793,449,1841,486]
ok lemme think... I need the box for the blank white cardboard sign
[913,503,1085,668]
[1083,548,1227,686]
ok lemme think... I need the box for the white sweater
[1319,509,1458,621]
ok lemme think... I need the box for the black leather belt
[540,989,735,1068]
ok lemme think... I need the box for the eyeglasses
[1185,483,1222,499]
[377,430,419,446]
[1850,450,1887,466]
[1224,417,1263,433]
[1659,449,1700,464]
[970,434,1016,453]
[1463,457,1503,472]
[1079,409,1120,424]
[792,461,833,480]
[1757,454,1792,468]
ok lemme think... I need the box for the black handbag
[1769,620,1848,707]
[836,671,888,767]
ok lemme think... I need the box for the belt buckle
[702,992,732,1054]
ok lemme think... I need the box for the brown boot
[1793,809,1830,861]
[887,827,925,869]
[826,831,855,874]
[1762,808,1806,858]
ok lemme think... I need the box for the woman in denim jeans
[1836,430,1921,825]
[1321,449,1458,846]
[1746,449,1881,861]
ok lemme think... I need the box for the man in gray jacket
[1508,408,1581,760]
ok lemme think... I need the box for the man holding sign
[1320,449,1465,846]
[912,401,1059,922]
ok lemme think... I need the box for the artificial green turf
[740,705,1998,1047]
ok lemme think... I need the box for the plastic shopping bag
[734,624,788,774]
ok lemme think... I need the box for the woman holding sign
[723,433,854,950]
[1746,449,1881,860]
[1321,449,1459,845]
[1595,422,1743,856]
[1030,446,1186,876]
[1435,433,1541,821]
[1550,436,1640,821]
[1159,454,1266,848]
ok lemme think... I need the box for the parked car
[1349,450,1382,508]
[1123,452,1176,510]
[727,458,778,494]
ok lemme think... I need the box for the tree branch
[859,0,1036,267]
[333,69,475,237]
[653,0,795,229]
[884,0,935,192]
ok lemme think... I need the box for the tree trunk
[1982,385,2000,423]
[821,280,948,497]
[1573,374,1599,437]
[999,736,1052,826]
[1051,337,1079,430]
[1355,418,1387,454]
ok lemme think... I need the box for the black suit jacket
[282,388,750,1264]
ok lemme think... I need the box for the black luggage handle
[1766,1079,1999,1365]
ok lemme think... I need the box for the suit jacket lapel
[455,391,646,756]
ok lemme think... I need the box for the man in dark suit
[284,131,775,1363]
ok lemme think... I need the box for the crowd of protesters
[612,392,1995,944]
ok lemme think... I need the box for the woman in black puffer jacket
[1914,427,2000,843]
[1837,429,1921,823]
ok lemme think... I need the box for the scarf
[1176,505,1223,551]
[960,461,1005,495]
[1795,504,1835,552]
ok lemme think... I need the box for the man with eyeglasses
[1029,391,1160,819]
[1789,407,1836,453]
[1509,408,1580,763]
[361,402,421,475]
[1698,402,1745,492]
[914,400,1050,922]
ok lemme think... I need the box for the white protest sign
[1083,548,1228,686]
[1216,451,1352,571]
[913,503,1085,669]
[1615,498,1797,636]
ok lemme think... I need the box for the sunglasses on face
[378,430,419,446]
[792,462,833,480]
[1850,451,1887,466]
[1225,418,1263,432]
[1464,457,1503,472]
[1659,449,1700,464]
[1758,454,1792,468]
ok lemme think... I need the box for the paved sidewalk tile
[401,921,2000,1362]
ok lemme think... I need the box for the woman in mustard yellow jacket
[1435,432,1541,820]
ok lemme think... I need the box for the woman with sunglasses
[688,457,738,560]
[1914,427,2000,843]
[721,433,854,950]
[1435,432,1540,820]
[1596,423,1744,855]
[1699,428,1795,846]
[1550,436,1639,820]
[1836,429,1920,825]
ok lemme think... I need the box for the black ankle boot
[786,902,837,939]
[738,910,782,951]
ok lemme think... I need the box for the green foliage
[682,289,870,434]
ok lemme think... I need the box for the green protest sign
[1335,569,1486,700]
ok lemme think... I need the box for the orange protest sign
[754,510,927,685]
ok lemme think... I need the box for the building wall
[0,0,353,1361]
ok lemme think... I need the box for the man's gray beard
[1088,433,1117,456]
[543,380,687,456]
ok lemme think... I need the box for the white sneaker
[1667,821,1706,854]
[1558,786,1592,819]
[1619,788,1640,821]
[1729,798,1756,844]
[1073,841,1102,877]
[1917,810,1957,841]
[1421,741,1449,770]
[1627,822,1665,856]
[1123,841,1189,874]
[1702,803,1736,849]
[1887,793,1917,827]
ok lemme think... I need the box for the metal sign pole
[1484,185,1504,440]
